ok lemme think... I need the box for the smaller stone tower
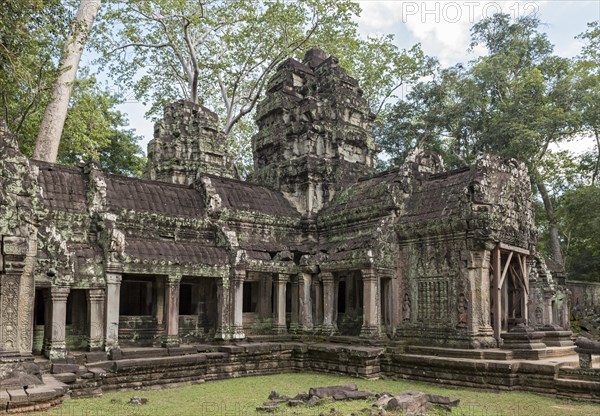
[251,48,378,214]
[146,100,236,184]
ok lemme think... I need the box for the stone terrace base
[10,340,600,413]
[384,343,600,402]
[0,375,66,414]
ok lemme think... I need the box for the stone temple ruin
[0,48,598,411]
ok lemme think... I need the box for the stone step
[52,372,77,384]
[119,347,168,359]
[51,363,87,375]
[84,351,108,363]
[406,345,514,360]
[542,346,577,358]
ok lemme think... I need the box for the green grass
[34,372,600,416]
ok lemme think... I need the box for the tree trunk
[33,0,101,162]
[537,180,564,266]
[593,130,599,186]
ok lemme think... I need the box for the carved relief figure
[403,293,411,321]
[457,293,468,327]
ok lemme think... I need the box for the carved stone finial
[303,47,327,68]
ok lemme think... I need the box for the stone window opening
[337,273,364,336]
[32,288,46,354]
[338,281,347,313]
[179,284,193,315]
[178,277,218,342]
[65,289,88,351]
[120,279,153,316]
[243,281,258,313]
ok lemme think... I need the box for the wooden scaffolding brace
[491,243,530,344]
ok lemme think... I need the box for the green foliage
[573,21,600,184]
[558,185,600,281]
[59,76,146,176]
[0,0,68,141]
[14,74,146,177]
[92,1,434,172]
[376,13,598,268]
[378,13,580,172]
[1,1,145,176]
[93,0,359,122]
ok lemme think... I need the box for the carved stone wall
[0,123,42,386]
[0,49,565,365]
[147,100,236,184]
[251,48,377,214]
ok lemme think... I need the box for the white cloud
[357,1,551,65]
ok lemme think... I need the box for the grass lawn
[34,372,600,416]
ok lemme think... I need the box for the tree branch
[217,72,231,115]
[131,4,193,84]
[183,17,200,104]
[537,180,564,265]
[108,42,171,55]
[375,76,405,116]
[222,16,322,135]
[594,130,600,186]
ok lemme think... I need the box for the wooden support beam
[500,251,513,289]
[498,243,530,255]
[492,246,502,343]
[521,254,529,325]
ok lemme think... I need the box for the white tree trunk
[34,0,101,162]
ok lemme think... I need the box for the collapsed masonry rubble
[257,385,459,414]
[0,48,598,412]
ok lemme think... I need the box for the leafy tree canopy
[377,13,599,274]
[92,0,435,172]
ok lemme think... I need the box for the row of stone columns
[230,269,384,338]
[42,286,105,359]
[41,272,182,359]
[40,268,386,359]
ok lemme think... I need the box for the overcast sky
[103,0,600,155]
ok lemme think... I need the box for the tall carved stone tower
[251,48,377,214]
[146,100,236,184]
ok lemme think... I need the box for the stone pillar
[0,273,22,356]
[321,272,336,334]
[543,290,554,326]
[273,274,288,334]
[163,275,181,347]
[289,275,300,333]
[360,269,381,338]
[87,289,105,351]
[104,273,121,353]
[389,276,400,335]
[313,277,323,329]
[298,272,313,331]
[215,278,231,340]
[468,248,495,348]
[380,277,392,334]
[43,287,70,360]
[0,235,33,356]
[258,273,273,320]
[231,269,245,339]
[155,277,165,326]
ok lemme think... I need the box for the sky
[102,0,600,155]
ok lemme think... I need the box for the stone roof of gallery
[124,238,228,266]
[32,160,87,213]
[202,174,300,218]
[399,166,475,224]
[104,173,204,217]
